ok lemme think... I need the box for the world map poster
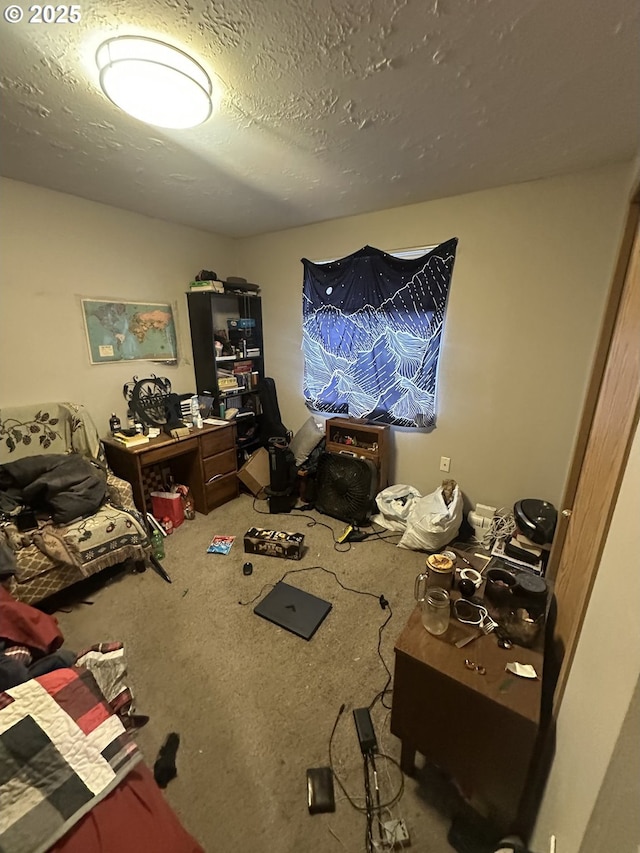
[82,299,177,364]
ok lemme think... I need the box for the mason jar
[421,587,451,635]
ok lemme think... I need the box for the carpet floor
[53,494,467,853]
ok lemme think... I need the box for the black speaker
[268,438,297,493]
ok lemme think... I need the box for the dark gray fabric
[0,454,107,523]
[0,541,17,578]
[0,649,77,691]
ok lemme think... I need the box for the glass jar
[425,554,454,590]
[421,588,451,635]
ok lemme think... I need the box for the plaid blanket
[0,667,141,853]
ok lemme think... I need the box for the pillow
[289,416,325,466]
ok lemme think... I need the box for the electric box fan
[314,452,379,526]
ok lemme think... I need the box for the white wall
[0,178,234,434]
[237,164,632,510]
[532,420,640,853]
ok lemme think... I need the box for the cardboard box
[243,527,304,560]
[237,447,270,496]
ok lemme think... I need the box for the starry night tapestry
[301,238,458,428]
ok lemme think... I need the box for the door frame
[547,176,640,715]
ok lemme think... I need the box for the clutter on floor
[0,583,202,852]
[154,732,181,789]
[243,526,305,560]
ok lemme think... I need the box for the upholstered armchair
[0,402,150,603]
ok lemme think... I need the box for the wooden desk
[390,605,543,831]
[103,423,238,516]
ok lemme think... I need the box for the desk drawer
[143,438,198,466]
[203,449,236,483]
[205,471,239,511]
[201,428,234,457]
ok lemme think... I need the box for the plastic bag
[371,484,422,532]
[398,484,463,551]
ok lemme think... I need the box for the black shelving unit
[187,290,264,461]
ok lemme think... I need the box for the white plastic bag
[398,484,463,551]
[371,484,422,532]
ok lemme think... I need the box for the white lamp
[96,36,219,129]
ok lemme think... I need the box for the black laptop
[254,582,332,640]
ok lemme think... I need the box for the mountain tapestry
[301,238,458,427]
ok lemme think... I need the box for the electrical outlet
[383,819,410,848]
[439,456,451,472]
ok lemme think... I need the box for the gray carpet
[54,494,463,852]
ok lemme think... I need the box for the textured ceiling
[1,0,638,237]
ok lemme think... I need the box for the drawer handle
[206,474,224,484]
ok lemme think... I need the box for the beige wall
[580,674,640,853]
[0,178,234,435]
[532,420,640,853]
[237,163,631,509]
[1,167,630,509]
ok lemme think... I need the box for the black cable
[239,564,383,608]
[361,527,403,545]
[327,708,404,816]
[238,563,394,705]
[372,751,405,810]
[251,495,352,552]
[252,493,403,549]
[328,704,366,814]
[370,752,384,848]
[363,754,374,853]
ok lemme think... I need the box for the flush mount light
[96,36,219,129]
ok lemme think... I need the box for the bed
[0,588,202,853]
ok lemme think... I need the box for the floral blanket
[0,667,141,853]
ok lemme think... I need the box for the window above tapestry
[301,238,458,428]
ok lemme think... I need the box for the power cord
[238,564,393,698]
[328,704,404,819]
[252,495,353,552]
[251,493,402,550]
[482,508,515,549]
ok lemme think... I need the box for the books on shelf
[188,280,224,293]
[112,432,150,447]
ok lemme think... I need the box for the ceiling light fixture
[96,36,219,129]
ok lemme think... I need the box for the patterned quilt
[0,667,141,853]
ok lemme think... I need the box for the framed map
[81,299,177,364]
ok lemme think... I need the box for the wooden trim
[547,199,640,580]
[552,217,640,715]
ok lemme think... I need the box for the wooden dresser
[391,605,544,833]
[103,423,238,516]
